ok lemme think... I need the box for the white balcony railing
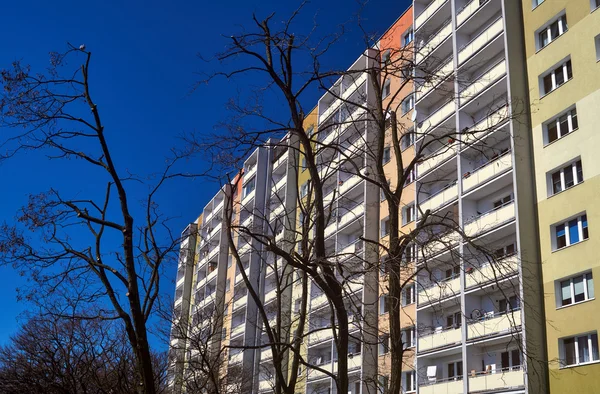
[233,294,248,311]
[418,276,461,305]
[416,20,452,64]
[419,377,464,394]
[325,203,365,238]
[319,73,368,124]
[422,231,461,257]
[416,58,453,100]
[459,60,506,106]
[468,367,524,391]
[462,105,509,145]
[462,151,512,192]
[230,323,245,338]
[272,150,289,171]
[418,326,461,352]
[417,100,455,136]
[465,254,518,288]
[458,17,503,64]
[417,143,457,176]
[456,0,490,27]
[419,182,458,212]
[467,309,522,339]
[464,201,515,238]
[415,0,449,30]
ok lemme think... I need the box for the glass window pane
[582,215,589,240]
[569,219,580,244]
[571,110,578,130]
[555,66,565,86]
[548,121,558,142]
[550,21,559,40]
[592,334,599,361]
[566,60,573,79]
[586,273,594,299]
[512,349,521,367]
[576,161,583,183]
[578,335,590,363]
[564,165,574,188]
[574,275,585,302]
[540,31,549,47]
[552,171,562,193]
[561,280,572,305]
[564,337,576,365]
[544,74,553,93]
[559,114,569,136]
[557,224,567,249]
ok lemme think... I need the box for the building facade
[521,0,600,392]
[168,1,600,393]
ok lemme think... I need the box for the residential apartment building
[169,1,600,393]
[521,0,600,392]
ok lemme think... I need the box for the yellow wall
[522,1,600,391]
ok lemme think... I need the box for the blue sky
[0,0,411,347]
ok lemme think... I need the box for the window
[306,126,314,138]
[544,108,578,145]
[445,265,460,281]
[403,244,416,262]
[550,160,583,195]
[554,214,589,250]
[559,272,594,307]
[382,146,391,164]
[403,29,414,47]
[401,129,415,150]
[226,279,231,293]
[499,295,520,312]
[301,156,307,172]
[493,195,513,210]
[381,217,390,238]
[242,176,256,198]
[560,332,599,367]
[446,311,461,328]
[378,375,389,393]
[402,284,415,306]
[379,294,391,314]
[501,349,521,371]
[402,371,416,392]
[402,203,415,225]
[401,94,414,115]
[381,50,391,67]
[401,326,416,348]
[379,334,390,355]
[593,0,600,12]
[494,243,516,259]
[541,59,572,96]
[447,360,463,380]
[533,0,545,8]
[300,180,311,198]
[404,168,415,186]
[382,79,391,99]
[595,34,600,61]
[537,14,567,50]
[381,179,390,202]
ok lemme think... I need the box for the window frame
[402,203,415,225]
[382,146,392,165]
[543,107,578,145]
[401,94,414,115]
[536,13,568,51]
[560,332,599,368]
[382,79,391,99]
[540,58,572,97]
[402,370,416,393]
[557,272,594,308]
[403,28,414,47]
[242,176,256,198]
[379,294,390,315]
[553,213,589,250]
[402,284,415,306]
[548,159,583,196]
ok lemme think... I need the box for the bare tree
[0,46,200,394]
[0,313,168,394]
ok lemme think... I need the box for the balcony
[417,100,455,136]
[338,239,364,259]
[419,378,463,394]
[269,202,285,221]
[416,58,454,101]
[456,0,490,27]
[418,276,460,305]
[307,354,362,382]
[418,326,461,352]
[338,173,362,196]
[419,182,458,213]
[457,17,503,64]
[229,351,243,365]
[467,310,521,340]
[244,164,257,181]
[422,231,461,257]
[271,176,286,196]
[462,106,509,145]
[318,73,367,124]
[258,378,273,392]
[465,255,518,288]
[325,203,365,238]
[264,287,277,304]
[464,201,515,238]
[309,326,334,345]
[233,294,248,311]
[468,367,524,391]
[459,60,506,107]
[272,150,288,171]
[416,20,452,64]
[416,0,449,30]
[205,199,224,223]
[230,323,245,338]
[260,346,273,362]
[417,143,457,176]
[462,151,512,193]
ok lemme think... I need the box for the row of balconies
[419,367,524,394]
[306,353,362,382]
[418,309,522,353]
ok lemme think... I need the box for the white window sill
[552,238,589,253]
[556,297,595,310]
[559,359,600,370]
